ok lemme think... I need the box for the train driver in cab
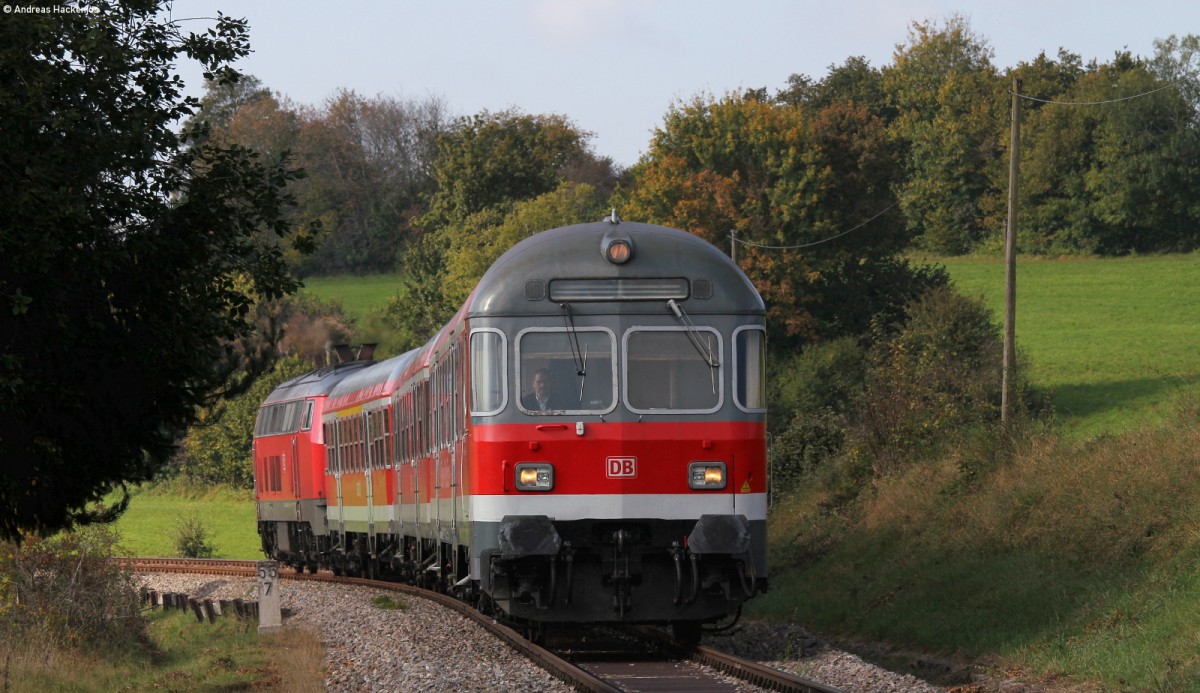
[522,368,554,413]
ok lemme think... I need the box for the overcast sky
[171,0,1199,167]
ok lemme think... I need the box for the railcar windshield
[624,327,722,413]
[517,328,616,414]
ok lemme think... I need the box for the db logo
[606,456,637,478]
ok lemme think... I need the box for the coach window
[624,327,722,414]
[323,422,335,474]
[301,401,314,431]
[517,328,616,414]
[733,326,767,412]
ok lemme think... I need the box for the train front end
[464,219,767,636]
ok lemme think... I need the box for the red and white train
[253,217,768,640]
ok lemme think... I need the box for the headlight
[605,238,632,263]
[688,461,726,490]
[515,463,554,491]
[601,229,634,264]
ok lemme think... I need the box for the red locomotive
[254,217,768,641]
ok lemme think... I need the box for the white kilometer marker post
[257,560,282,634]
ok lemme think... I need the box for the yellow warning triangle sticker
[740,480,751,493]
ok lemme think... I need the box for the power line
[1012,72,1198,106]
[731,201,899,251]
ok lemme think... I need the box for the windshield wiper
[559,302,587,403]
[667,299,720,394]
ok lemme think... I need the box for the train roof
[325,348,423,410]
[468,219,764,317]
[262,361,374,405]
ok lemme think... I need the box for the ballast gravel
[137,573,946,692]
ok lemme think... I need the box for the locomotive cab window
[517,328,616,414]
[254,400,304,437]
[301,401,314,431]
[623,327,722,414]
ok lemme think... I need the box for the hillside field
[935,253,1200,437]
[300,273,404,323]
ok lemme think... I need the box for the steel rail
[631,626,848,693]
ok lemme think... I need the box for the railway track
[125,558,844,693]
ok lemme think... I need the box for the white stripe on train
[327,493,767,525]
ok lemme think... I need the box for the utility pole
[730,228,738,264]
[1002,77,1021,426]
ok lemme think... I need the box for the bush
[173,513,216,559]
[769,408,847,497]
[851,285,1006,476]
[0,526,146,653]
[768,336,866,433]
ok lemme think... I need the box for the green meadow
[300,273,404,323]
[111,483,262,560]
[752,253,1200,690]
[935,253,1200,437]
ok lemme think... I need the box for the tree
[1016,51,1104,253]
[194,84,452,275]
[621,91,940,347]
[0,1,309,540]
[291,90,451,274]
[1019,46,1200,254]
[1084,52,1200,253]
[439,182,607,307]
[386,109,607,350]
[192,74,273,137]
[779,56,894,122]
[420,109,595,231]
[851,286,1006,476]
[385,182,607,351]
[180,357,314,488]
[884,15,1004,254]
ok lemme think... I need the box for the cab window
[624,328,722,413]
[517,328,616,414]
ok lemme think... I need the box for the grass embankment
[754,253,1200,690]
[3,609,325,692]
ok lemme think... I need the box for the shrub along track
[125,558,844,692]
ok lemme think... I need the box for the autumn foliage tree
[622,91,942,348]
